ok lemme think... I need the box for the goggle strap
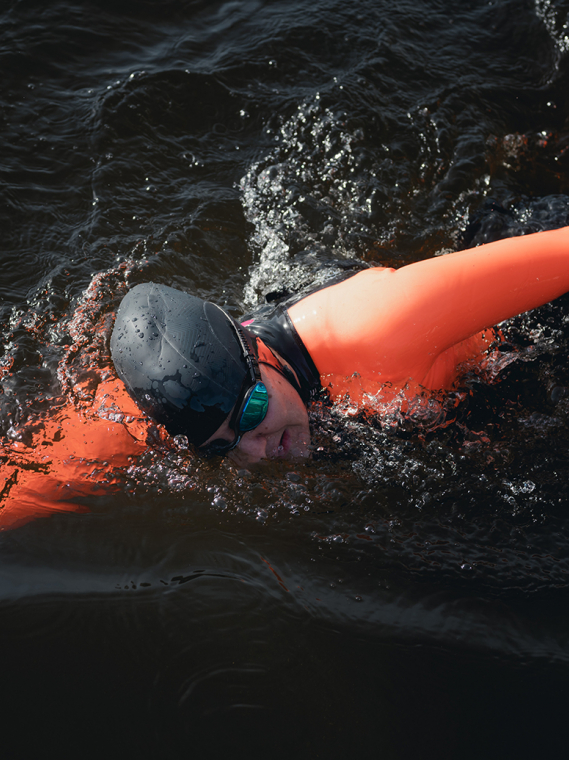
[219,315,263,431]
[258,356,303,400]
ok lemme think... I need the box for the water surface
[2,1,569,757]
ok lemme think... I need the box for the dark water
[2,0,569,757]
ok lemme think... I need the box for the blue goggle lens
[238,382,268,432]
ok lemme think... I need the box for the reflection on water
[1,0,569,757]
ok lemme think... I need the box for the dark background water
[2,1,569,758]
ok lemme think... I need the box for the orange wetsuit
[287,227,569,403]
[0,378,151,529]
[2,227,569,528]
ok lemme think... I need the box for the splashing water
[535,0,569,62]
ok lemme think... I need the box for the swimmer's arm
[0,469,90,530]
[0,390,148,529]
[367,227,569,381]
[389,226,569,349]
[290,226,569,385]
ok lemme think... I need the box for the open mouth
[276,428,291,457]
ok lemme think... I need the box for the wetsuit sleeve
[288,226,569,390]
[0,379,150,530]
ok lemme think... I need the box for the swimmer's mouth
[276,429,291,457]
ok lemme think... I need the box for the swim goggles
[201,321,269,455]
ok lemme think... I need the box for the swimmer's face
[201,363,311,466]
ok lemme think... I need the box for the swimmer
[1,225,569,528]
[111,225,569,467]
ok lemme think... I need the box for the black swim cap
[110,283,250,446]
